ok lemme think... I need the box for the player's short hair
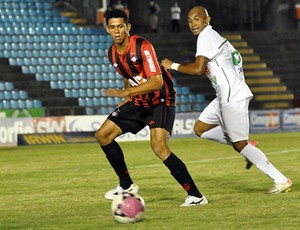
[106,9,129,25]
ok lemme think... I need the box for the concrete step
[238,48,254,55]
[250,85,287,93]
[246,77,281,85]
[255,93,294,101]
[243,55,261,62]
[244,70,273,77]
[262,101,291,109]
[243,63,267,69]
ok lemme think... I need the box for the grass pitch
[0,132,299,230]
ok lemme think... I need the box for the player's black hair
[106,9,129,25]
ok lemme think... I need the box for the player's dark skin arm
[104,74,163,98]
[161,56,209,76]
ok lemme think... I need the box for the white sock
[200,126,231,145]
[240,144,287,183]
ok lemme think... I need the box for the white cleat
[180,195,208,207]
[266,178,292,195]
[104,184,139,200]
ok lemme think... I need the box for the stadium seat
[10,100,18,109]
[64,89,72,98]
[78,98,86,106]
[19,90,28,99]
[93,88,102,97]
[86,88,94,97]
[71,89,80,98]
[85,107,94,115]
[2,100,11,109]
[11,90,20,99]
[17,99,26,109]
[25,99,34,108]
[33,99,42,108]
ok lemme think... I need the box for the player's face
[106,17,131,46]
[187,10,209,36]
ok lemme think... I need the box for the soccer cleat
[104,184,139,200]
[180,195,208,207]
[266,178,293,195]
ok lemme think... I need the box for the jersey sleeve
[140,41,162,78]
[195,27,222,60]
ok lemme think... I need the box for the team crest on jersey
[111,109,120,117]
[130,54,138,63]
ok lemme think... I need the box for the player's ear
[105,26,110,35]
[126,23,131,33]
[206,16,211,25]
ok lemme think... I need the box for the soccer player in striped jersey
[162,6,292,194]
[95,9,208,206]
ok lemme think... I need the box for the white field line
[131,148,300,169]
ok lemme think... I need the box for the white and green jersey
[195,25,253,103]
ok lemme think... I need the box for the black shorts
[108,102,175,135]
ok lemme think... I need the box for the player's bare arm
[161,56,209,76]
[104,74,163,98]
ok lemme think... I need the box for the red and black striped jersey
[107,35,176,108]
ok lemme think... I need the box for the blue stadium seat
[2,100,11,109]
[4,91,12,99]
[19,90,28,99]
[33,99,42,108]
[25,99,34,108]
[196,94,205,102]
[85,97,93,107]
[79,80,87,88]
[86,88,94,97]
[99,97,108,106]
[92,97,101,106]
[85,107,94,115]
[71,89,80,98]
[72,80,80,89]
[11,90,20,99]
[17,99,26,109]
[57,80,66,89]
[94,79,101,88]
[5,82,14,90]
[97,107,109,115]
[0,82,5,91]
[50,81,58,89]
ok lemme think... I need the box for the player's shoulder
[131,34,151,44]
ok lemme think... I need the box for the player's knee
[151,142,170,161]
[232,140,248,152]
[95,129,109,146]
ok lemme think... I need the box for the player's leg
[195,98,231,144]
[150,127,207,206]
[223,98,292,193]
[196,98,253,168]
[149,105,207,206]
[96,103,142,200]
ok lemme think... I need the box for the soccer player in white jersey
[162,6,292,194]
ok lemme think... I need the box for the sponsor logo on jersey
[143,50,156,72]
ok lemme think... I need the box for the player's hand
[104,88,129,98]
[204,67,210,75]
[161,58,173,70]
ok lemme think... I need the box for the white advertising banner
[1,110,300,146]
[0,118,34,146]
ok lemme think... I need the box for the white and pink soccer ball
[111,192,145,223]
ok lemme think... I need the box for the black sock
[101,140,133,189]
[163,152,202,197]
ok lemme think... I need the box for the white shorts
[198,98,251,142]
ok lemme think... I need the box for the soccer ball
[111,192,145,223]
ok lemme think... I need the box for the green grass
[0,132,299,230]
